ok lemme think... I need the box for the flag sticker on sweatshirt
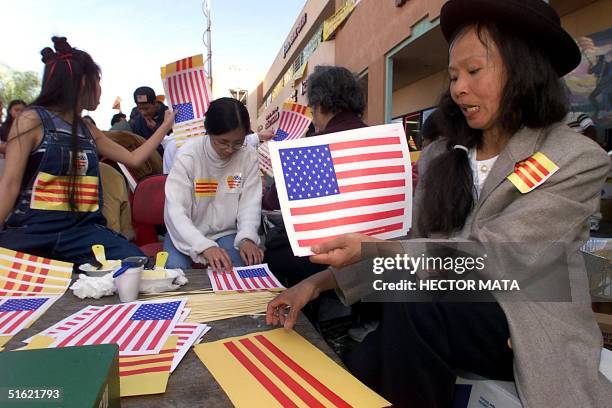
[507,152,559,194]
[226,174,242,190]
[194,179,218,197]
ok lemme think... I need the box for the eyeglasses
[211,137,246,150]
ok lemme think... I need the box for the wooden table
[4,271,340,407]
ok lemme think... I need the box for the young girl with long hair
[0,36,175,265]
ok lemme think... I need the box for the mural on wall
[565,27,612,127]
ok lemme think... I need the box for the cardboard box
[595,312,612,350]
[453,349,612,408]
[454,374,521,408]
[0,344,120,407]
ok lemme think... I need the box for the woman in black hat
[267,1,611,406]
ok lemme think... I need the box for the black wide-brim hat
[440,0,581,77]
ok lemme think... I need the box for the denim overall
[0,107,143,265]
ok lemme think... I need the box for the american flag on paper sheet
[0,297,52,336]
[161,55,211,147]
[24,305,104,343]
[169,323,210,372]
[273,103,312,141]
[51,299,185,356]
[208,264,284,293]
[0,247,73,297]
[268,123,412,257]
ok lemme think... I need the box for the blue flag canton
[274,128,289,141]
[132,301,181,321]
[279,145,339,201]
[173,102,195,123]
[237,268,269,279]
[0,298,49,312]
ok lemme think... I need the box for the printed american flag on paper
[161,54,211,147]
[269,123,412,256]
[0,297,51,336]
[170,323,210,372]
[208,264,284,293]
[24,305,104,343]
[274,102,312,141]
[51,299,185,356]
[0,247,73,297]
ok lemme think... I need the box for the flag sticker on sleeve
[194,179,218,197]
[30,172,99,212]
[507,152,559,194]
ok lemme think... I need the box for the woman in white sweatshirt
[164,97,263,270]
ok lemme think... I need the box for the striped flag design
[507,152,559,194]
[24,305,104,343]
[258,142,274,177]
[118,336,178,397]
[30,172,99,212]
[169,323,210,372]
[208,264,284,293]
[194,329,390,407]
[0,247,73,297]
[161,55,211,147]
[226,175,242,190]
[51,300,185,356]
[269,123,412,256]
[194,178,218,197]
[273,103,312,142]
[0,297,51,335]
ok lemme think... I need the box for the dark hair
[111,113,126,126]
[420,109,443,145]
[0,99,27,142]
[204,97,250,136]
[306,66,365,115]
[418,21,568,236]
[28,36,101,212]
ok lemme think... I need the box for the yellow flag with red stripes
[194,178,218,197]
[0,247,73,297]
[30,172,99,212]
[194,328,389,407]
[507,152,559,194]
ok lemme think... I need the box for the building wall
[261,0,334,97]
[333,0,445,124]
[392,70,447,118]
[560,0,612,37]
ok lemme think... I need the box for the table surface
[4,271,341,407]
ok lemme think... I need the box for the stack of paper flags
[23,298,210,396]
[0,247,72,350]
[161,54,211,148]
[207,264,285,293]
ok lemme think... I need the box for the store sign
[283,13,308,58]
[323,0,356,41]
[265,107,280,129]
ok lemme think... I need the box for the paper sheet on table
[268,123,412,256]
[194,328,390,408]
[119,336,177,397]
[0,247,73,296]
[170,322,210,372]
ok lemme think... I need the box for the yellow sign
[323,0,356,41]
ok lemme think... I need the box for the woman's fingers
[311,236,347,254]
